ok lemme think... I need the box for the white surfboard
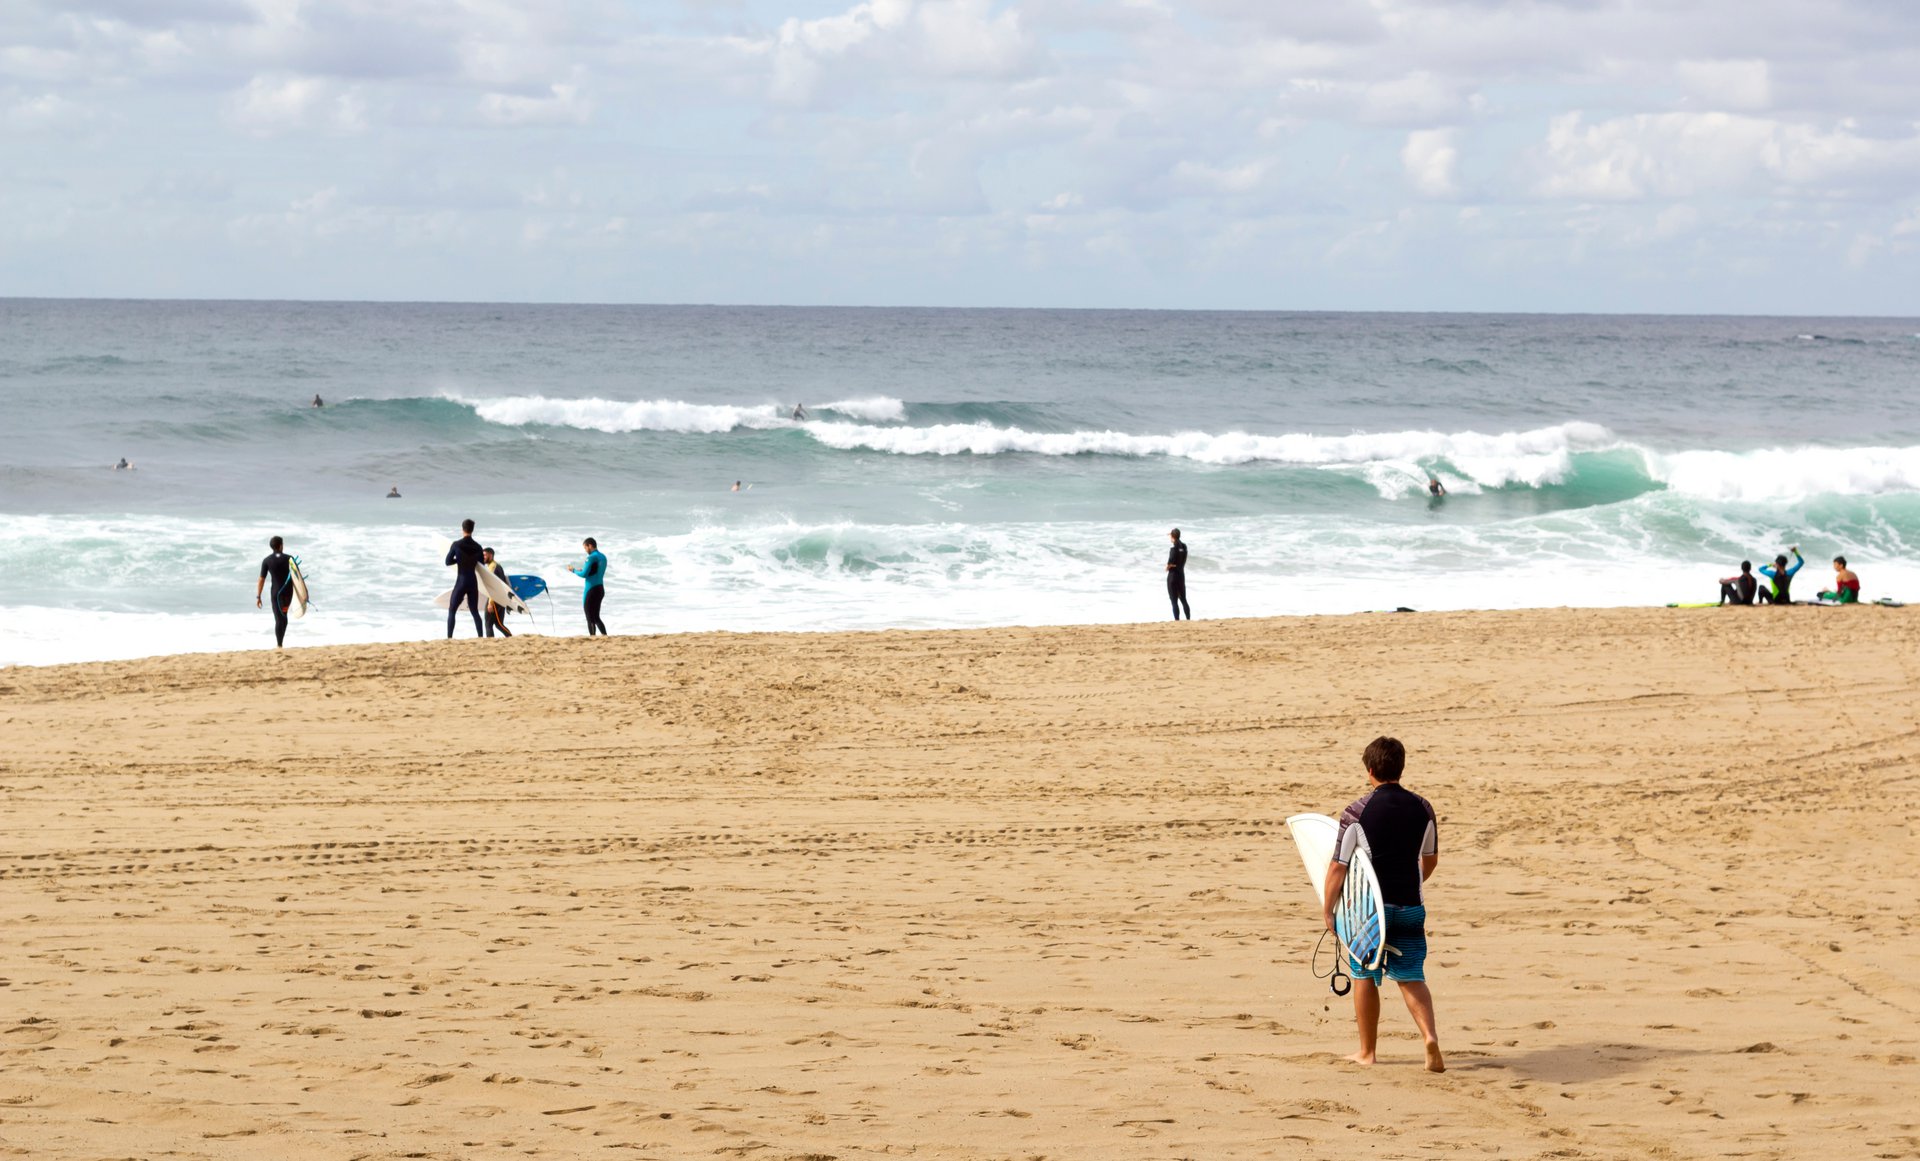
[288,560,309,620]
[437,565,529,613]
[1286,812,1389,972]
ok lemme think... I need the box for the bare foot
[1424,1041,1445,1073]
[1343,1051,1375,1066]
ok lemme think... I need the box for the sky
[4,0,1920,312]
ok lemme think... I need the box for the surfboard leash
[1312,929,1352,997]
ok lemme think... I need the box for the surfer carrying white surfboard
[255,535,295,648]
[445,519,487,638]
[1323,737,1444,1072]
[482,547,513,638]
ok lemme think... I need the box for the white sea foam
[1647,445,1920,502]
[813,396,907,422]
[460,394,788,433]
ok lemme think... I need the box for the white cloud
[1534,111,1920,200]
[478,81,593,127]
[1402,128,1457,197]
[1675,59,1770,111]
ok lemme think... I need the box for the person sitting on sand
[1758,546,1803,605]
[1324,736,1444,1072]
[1718,561,1758,606]
[1818,556,1860,604]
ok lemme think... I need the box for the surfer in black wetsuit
[445,519,486,638]
[1166,528,1191,620]
[1427,474,1446,497]
[311,394,324,408]
[1718,560,1758,606]
[255,535,294,648]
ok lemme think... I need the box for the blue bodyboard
[508,574,548,600]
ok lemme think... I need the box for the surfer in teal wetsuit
[1757,546,1802,605]
[445,519,486,638]
[1323,736,1444,1072]
[571,538,609,636]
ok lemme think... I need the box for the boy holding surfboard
[1323,737,1444,1072]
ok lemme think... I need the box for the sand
[2,607,1917,1160]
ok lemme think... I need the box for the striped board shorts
[1348,903,1427,983]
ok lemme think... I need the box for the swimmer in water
[387,485,401,498]
[114,457,132,471]
[731,480,741,492]
[311,394,324,408]
[1427,475,1446,497]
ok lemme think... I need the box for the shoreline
[6,606,1917,1158]
[1,596,1891,671]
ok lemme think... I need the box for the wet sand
[2,607,1917,1159]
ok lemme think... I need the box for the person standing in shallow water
[1165,528,1191,620]
[445,519,486,638]
[571,537,609,636]
[255,535,295,648]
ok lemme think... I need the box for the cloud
[1402,128,1458,197]
[479,80,593,127]
[1534,111,1920,200]
[227,73,366,134]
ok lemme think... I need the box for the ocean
[2,300,1917,666]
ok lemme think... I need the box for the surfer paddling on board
[445,519,486,638]
[255,535,295,648]
[1324,737,1444,1072]
[571,537,609,636]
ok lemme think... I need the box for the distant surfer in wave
[387,485,401,499]
[1324,736,1444,1072]
[1427,474,1446,497]
[1818,555,1860,604]
[1758,546,1802,605]
[1165,528,1190,620]
[311,394,324,408]
[114,457,134,471]
[482,547,513,637]
[256,535,295,648]
[571,537,609,636]
[1718,560,1757,606]
[791,404,806,420]
[445,519,486,638]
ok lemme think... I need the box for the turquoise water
[3,301,1917,663]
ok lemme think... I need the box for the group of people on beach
[440,519,610,640]
[254,521,612,648]
[1717,546,1861,606]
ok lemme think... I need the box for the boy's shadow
[1456,1041,1707,1085]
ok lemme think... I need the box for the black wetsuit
[260,551,293,646]
[485,562,513,638]
[1167,540,1190,620]
[1719,572,1757,606]
[445,535,485,638]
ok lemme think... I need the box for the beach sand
[2,608,1917,1160]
